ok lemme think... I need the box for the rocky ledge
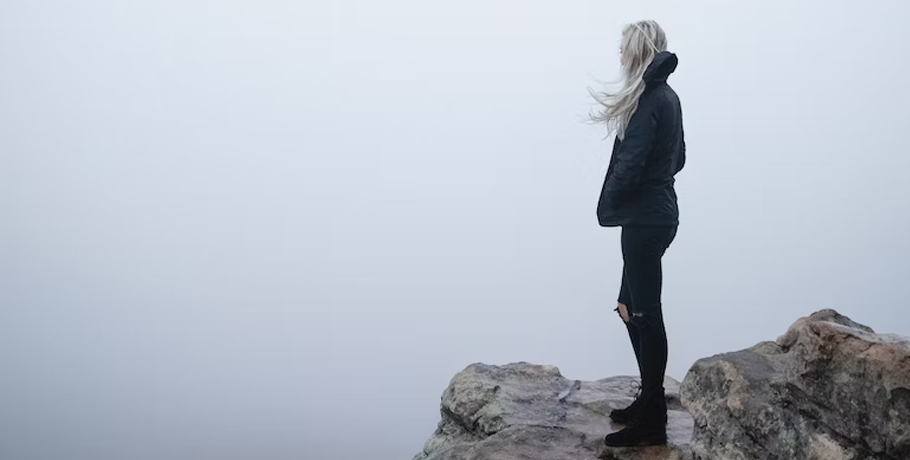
[413,310,910,460]
[410,362,691,460]
[682,309,910,460]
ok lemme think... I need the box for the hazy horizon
[2,1,909,459]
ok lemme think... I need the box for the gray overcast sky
[2,1,909,459]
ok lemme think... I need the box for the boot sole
[608,415,668,425]
[603,433,668,447]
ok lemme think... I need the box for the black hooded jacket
[597,51,685,227]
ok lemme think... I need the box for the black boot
[609,380,642,424]
[604,390,668,447]
[609,383,669,425]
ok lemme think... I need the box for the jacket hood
[643,51,678,85]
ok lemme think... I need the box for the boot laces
[630,380,642,398]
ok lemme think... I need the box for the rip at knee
[629,310,663,328]
[615,302,631,323]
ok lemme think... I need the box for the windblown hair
[589,20,668,139]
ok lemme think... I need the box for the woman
[592,20,685,447]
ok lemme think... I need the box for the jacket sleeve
[602,94,659,207]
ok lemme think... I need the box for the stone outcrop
[681,309,910,460]
[413,310,910,460]
[412,362,692,460]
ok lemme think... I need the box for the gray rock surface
[413,362,693,460]
[681,309,910,460]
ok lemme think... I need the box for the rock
[681,309,910,460]
[412,362,693,460]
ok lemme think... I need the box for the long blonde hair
[589,20,668,139]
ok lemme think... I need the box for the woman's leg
[608,271,647,422]
[619,225,676,411]
[605,225,678,445]
[617,271,643,378]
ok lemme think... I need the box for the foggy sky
[2,1,909,459]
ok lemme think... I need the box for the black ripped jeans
[615,225,677,400]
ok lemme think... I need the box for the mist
[2,1,909,459]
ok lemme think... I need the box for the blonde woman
[593,20,685,447]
